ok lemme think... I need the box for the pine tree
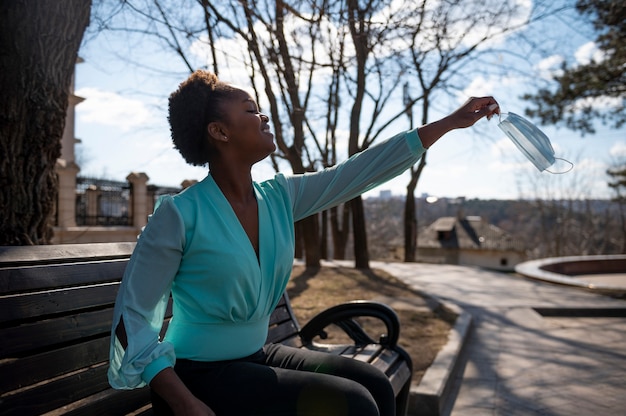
[524,0,625,134]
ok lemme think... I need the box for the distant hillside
[362,196,624,261]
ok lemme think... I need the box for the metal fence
[74,177,180,226]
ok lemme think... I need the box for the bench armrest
[299,301,400,347]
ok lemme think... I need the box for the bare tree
[89,0,569,266]
[93,0,412,268]
[399,0,564,261]
[515,153,612,257]
[95,0,329,265]
[0,0,91,245]
[607,160,626,253]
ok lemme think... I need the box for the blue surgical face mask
[498,112,571,173]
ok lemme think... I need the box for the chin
[263,139,276,153]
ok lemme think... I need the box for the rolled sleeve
[108,196,185,389]
[141,355,174,385]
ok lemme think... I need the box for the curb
[407,301,472,416]
[515,255,626,298]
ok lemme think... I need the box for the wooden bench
[0,242,412,415]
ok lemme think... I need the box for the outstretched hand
[447,96,500,129]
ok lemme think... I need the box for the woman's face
[218,88,276,164]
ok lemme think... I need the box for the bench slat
[0,337,109,395]
[372,347,401,374]
[266,319,300,344]
[0,260,127,294]
[266,299,302,344]
[0,242,135,266]
[268,304,291,326]
[389,361,412,396]
[0,363,111,416]
[306,343,353,356]
[47,387,152,416]
[0,308,112,358]
[0,283,119,324]
[351,343,382,363]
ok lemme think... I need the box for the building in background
[416,214,527,271]
[53,60,184,244]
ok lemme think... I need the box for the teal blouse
[108,128,425,389]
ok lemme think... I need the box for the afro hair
[168,70,237,166]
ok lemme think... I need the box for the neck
[209,163,254,204]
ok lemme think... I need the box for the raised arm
[418,96,499,148]
[282,96,500,221]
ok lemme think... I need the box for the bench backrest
[0,243,302,415]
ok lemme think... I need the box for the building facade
[53,60,187,244]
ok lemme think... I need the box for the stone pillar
[85,185,100,225]
[127,172,150,229]
[55,57,84,229]
[55,160,80,227]
[61,93,84,163]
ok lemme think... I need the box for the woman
[108,70,499,416]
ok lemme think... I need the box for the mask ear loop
[545,158,574,174]
[496,111,509,125]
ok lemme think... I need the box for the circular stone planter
[515,255,626,298]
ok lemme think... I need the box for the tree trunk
[404,153,427,262]
[351,195,369,269]
[300,215,321,268]
[616,197,626,254]
[346,0,371,269]
[404,184,417,263]
[0,0,91,245]
[330,204,350,260]
[294,221,304,259]
[320,210,328,260]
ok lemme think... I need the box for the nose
[260,113,269,122]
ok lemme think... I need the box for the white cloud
[535,55,565,79]
[491,158,530,173]
[461,73,526,104]
[610,141,626,158]
[461,76,498,99]
[76,87,160,131]
[544,41,621,121]
[530,43,604,82]
[400,0,532,52]
[489,136,509,154]
[487,136,539,173]
[574,157,604,172]
[458,0,533,48]
[566,95,624,114]
[189,36,252,84]
[575,41,605,66]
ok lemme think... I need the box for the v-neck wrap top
[108,128,426,389]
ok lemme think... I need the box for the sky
[72,1,625,201]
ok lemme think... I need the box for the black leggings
[151,343,395,416]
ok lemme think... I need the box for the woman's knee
[345,364,395,416]
[338,359,394,402]
[296,379,380,416]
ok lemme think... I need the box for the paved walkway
[326,261,626,416]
